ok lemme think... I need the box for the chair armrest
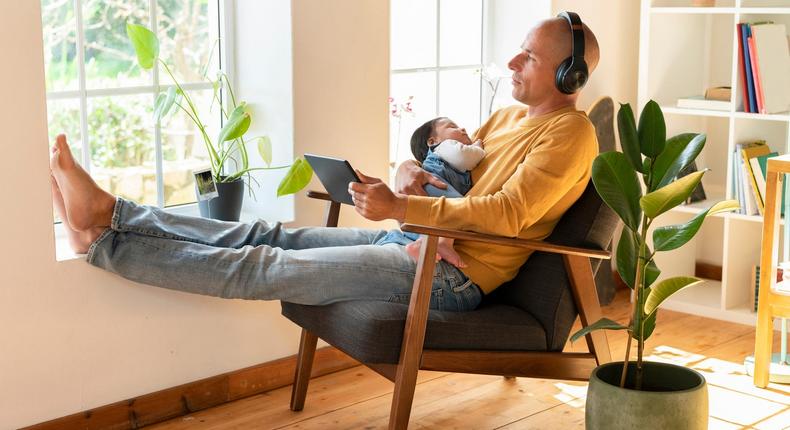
[400,224,610,260]
[307,190,333,202]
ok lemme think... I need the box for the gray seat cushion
[281,301,546,364]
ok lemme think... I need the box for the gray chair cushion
[281,301,546,364]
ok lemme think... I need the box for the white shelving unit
[638,0,790,326]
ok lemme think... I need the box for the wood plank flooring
[148,289,790,429]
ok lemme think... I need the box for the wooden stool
[754,155,790,387]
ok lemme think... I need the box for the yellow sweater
[404,105,598,293]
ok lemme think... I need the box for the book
[677,96,732,111]
[740,23,758,113]
[740,141,771,213]
[747,33,765,113]
[737,24,750,112]
[755,152,786,216]
[750,23,790,114]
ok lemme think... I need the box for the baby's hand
[404,238,466,269]
[472,139,483,148]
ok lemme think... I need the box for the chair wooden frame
[289,191,612,429]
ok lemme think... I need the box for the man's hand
[394,160,447,196]
[348,170,408,222]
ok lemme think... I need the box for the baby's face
[432,118,472,145]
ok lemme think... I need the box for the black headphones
[555,11,589,94]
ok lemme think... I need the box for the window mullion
[73,0,90,173]
[435,0,441,118]
[150,0,164,208]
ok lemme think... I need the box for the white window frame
[44,0,233,210]
[390,0,487,126]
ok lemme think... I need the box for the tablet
[304,154,361,206]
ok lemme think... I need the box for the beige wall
[552,0,641,110]
[0,1,388,428]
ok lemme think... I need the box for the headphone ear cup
[555,57,574,94]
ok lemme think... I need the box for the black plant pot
[196,178,245,221]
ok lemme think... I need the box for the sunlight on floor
[548,345,790,430]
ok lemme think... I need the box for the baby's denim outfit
[375,147,472,246]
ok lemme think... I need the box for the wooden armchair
[281,178,619,429]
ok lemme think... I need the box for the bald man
[50,15,601,311]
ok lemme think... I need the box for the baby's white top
[432,139,485,172]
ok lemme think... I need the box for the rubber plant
[571,100,739,389]
[126,23,312,197]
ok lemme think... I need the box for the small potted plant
[573,100,739,429]
[126,23,312,221]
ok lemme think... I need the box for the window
[389,0,485,168]
[388,1,551,170]
[41,0,224,208]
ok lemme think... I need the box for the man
[50,16,600,312]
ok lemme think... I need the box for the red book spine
[737,24,750,113]
[748,35,765,114]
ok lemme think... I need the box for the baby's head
[409,117,472,162]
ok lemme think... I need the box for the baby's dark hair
[409,117,447,162]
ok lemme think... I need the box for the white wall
[0,0,388,428]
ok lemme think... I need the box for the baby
[376,117,485,266]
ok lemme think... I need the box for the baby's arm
[433,139,486,172]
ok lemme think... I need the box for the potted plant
[126,23,312,221]
[572,100,739,429]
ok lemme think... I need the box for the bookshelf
[638,0,790,326]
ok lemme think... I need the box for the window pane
[46,98,83,164]
[439,0,482,67]
[88,95,157,205]
[439,68,481,132]
[162,89,217,206]
[157,0,218,86]
[41,0,78,92]
[391,0,437,70]
[390,72,437,166]
[83,0,151,89]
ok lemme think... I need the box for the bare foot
[50,134,116,231]
[51,175,104,253]
[405,238,466,268]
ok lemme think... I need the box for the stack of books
[750,265,785,312]
[737,22,790,114]
[732,140,785,216]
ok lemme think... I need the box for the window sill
[54,203,278,262]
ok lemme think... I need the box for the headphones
[555,11,589,94]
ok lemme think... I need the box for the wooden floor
[148,289,790,429]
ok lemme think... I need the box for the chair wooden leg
[389,235,438,430]
[290,329,318,411]
[565,255,612,365]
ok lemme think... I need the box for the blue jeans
[86,198,483,312]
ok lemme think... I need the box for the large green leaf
[645,259,660,288]
[640,170,705,218]
[617,103,643,173]
[257,136,273,167]
[651,133,706,191]
[217,105,251,143]
[641,310,657,340]
[638,100,666,158]
[126,23,159,70]
[277,158,313,197]
[592,152,642,231]
[644,276,704,315]
[616,229,638,289]
[570,318,629,343]
[653,200,740,251]
[153,86,177,123]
